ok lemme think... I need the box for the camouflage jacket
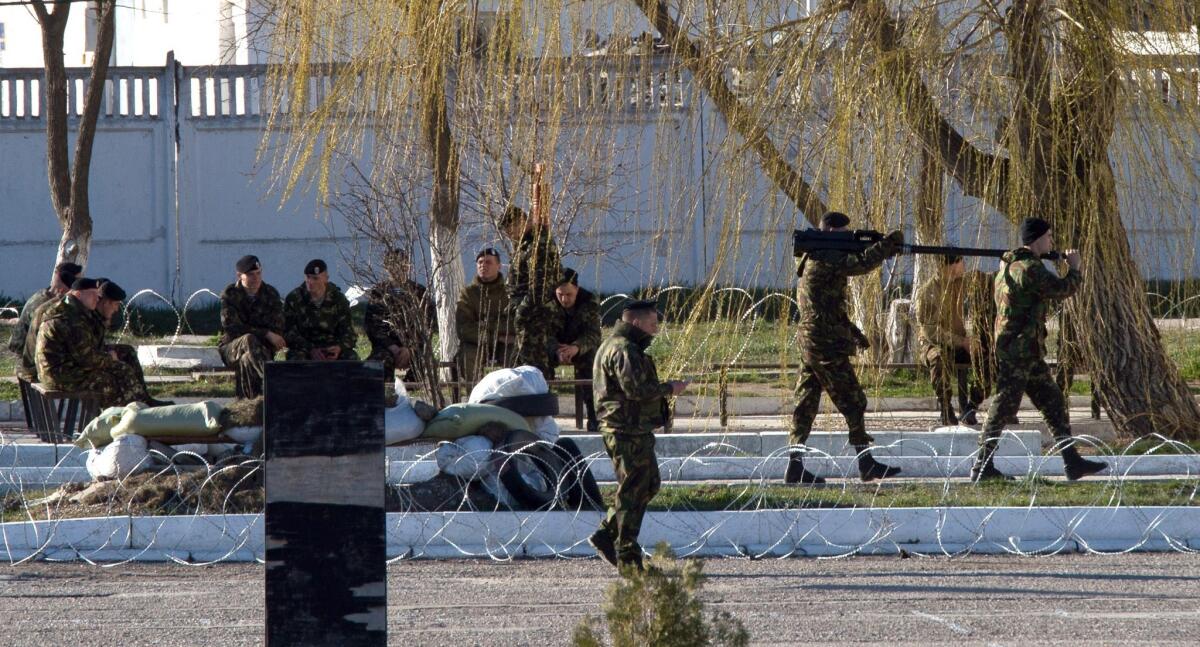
[35,296,116,388]
[965,270,997,348]
[283,283,357,356]
[364,279,435,352]
[993,248,1081,362]
[508,226,561,310]
[549,288,602,357]
[594,321,672,435]
[7,287,54,355]
[219,282,284,348]
[20,296,63,380]
[914,274,968,350]
[795,242,893,360]
[455,274,511,346]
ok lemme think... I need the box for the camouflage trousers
[791,354,873,447]
[43,358,148,409]
[921,345,984,418]
[366,345,431,383]
[456,340,517,383]
[598,431,661,565]
[514,300,557,379]
[284,347,360,361]
[549,350,597,429]
[220,334,276,399]
[980,356,1072,448]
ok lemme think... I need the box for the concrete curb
[2,507,1198,562]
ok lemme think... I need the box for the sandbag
[435,435,495,480]
[421,403,530,441]
[85,434,150,480]
[468,367,560,443]
[109,401,224,441]
[75,405,136,449]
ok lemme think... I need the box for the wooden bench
[22,380,102,445]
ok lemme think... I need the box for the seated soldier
[914,255,984,425]
[455,248,515,381]
[35,278,153,408]
[9,262,81,380]
[547,268,602,431]
[219,255,286,398]
[14,262,82,381]
[283,259,358,361]
[365,249,436,379]
[94,279,171,407]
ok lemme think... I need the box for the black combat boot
[1061,444,1107,481]
[937,395,958,426]
[784,452,825,484]
[588,528,618,567]
[970,445,1012,482]
[960,407,979,426]
[855,446,901,482]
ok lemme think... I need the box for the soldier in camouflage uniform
[914,255,984,426]
[972,218,1106,482]
[501,206,562,379]
[283,259,359,361]
[547,268,603,431]
[965,269,998,399]
[787,212,904,485]
[8,262,81,380]
[588,300,688,571]
[455,248,515,381]
[93,279,168,406]
[219,255,286,398]
[365,249,437,380]
[35,278,151,408]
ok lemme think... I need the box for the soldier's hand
[326,345,342,359]
[1064,249,1081,271]
[884,229,905,255]
[309,348,327,360]
[266,331,286,351]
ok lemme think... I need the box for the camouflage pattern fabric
[35,297,147,408]
[7,287,54,356]
[455,274,514,381]
[547,288,602,425]
[921,345,983,416]
[598,432,661,566]
[981,249,1082,445]
[18,297,60,381]
[282,283,359,360]
[364,279,435,378]
[221,334,274,398]
[508,226,561,374]
[965,270,998,396]
[914,273,968,350]
[218,282,284,397]
[593,321,672,435]
[791,239,896,447]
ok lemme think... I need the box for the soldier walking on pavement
[588,300,688,572]
[971,218,1106,482]
[914,255,984,425]
[547,268,602,431]
[786,211,904,485]
[283,259,359,361]
[219,255,287,398]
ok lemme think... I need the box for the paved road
[1,553,1197,645]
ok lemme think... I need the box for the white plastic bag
[434,435,495,480]
[385,402,424,445]
[86,434,150,480]
[468,366,560,443]
[223,426,263,444]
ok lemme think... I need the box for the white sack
[434,435,495,480]
[86,434,150,481]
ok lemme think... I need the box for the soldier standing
[588,300,688,571]
[12,262,81,381]
[971,218,1106,482]
[786,211,904,485]
[219,255,286,397]
[283,259,359,361]
[501,205,562,379]
[365,249,436,380]
[35,278,151,408]
[914,255,984,425]
[548,268,602,431]
[455,248,515,381]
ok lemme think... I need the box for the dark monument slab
[264,361,385,646]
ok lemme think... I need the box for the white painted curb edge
[2,507,1198,562]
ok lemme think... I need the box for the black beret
[559,267,579,286]
[303,258,327,275]
[98,280,126,301]
[821,212,851,228]
[622,299,662,321]
[54,262,83,287]
[476,247,501,261]
[1020,218,1051,246]
[499,206,527,227]
[70,277,99,291]
[235,255,261,274]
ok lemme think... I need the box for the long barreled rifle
[792,228,1062,261]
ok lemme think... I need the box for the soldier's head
[475,248,501,282]
[1020,217,1053,255]
[819,211,851,232]
[943,254,965,279]
[50,262,83,296]
[621,300,662,336]
[303,259,329,298]
[383,249,412,284]
[555,268,580,309]
[96,279,127,325]
[68,278,101,310]
[235,255,263,293]
[499,206,529,240]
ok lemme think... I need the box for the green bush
[573,543,749,647]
